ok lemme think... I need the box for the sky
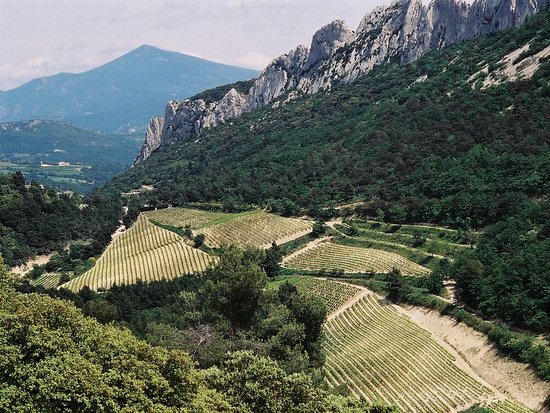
[0,0,386,91]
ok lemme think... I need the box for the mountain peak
[0,46,258,133]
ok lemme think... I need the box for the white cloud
[235,51,273,70]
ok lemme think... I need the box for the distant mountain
[0,45,258,132]
[0,120,143,191]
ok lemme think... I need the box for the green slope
[109,10,550,228]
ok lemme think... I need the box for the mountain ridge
[133,0,549,164]
[0,46,258,133]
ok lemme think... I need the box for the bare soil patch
[401,305,550,410]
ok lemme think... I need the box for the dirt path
[402,305,549,410]
[11,252,56,276]
[327,286,367,321]
[325,279,548,410]
[261,227,313,250]
[281,236,331,265]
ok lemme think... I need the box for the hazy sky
[0,0,386,91]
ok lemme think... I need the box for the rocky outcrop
[133,116,164,163]
[134,0,548,164]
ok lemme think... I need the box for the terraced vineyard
[147,207,312,249]
[30,273,61,289]
[270,276,361,315]
[274,278,534,412]
[324,293,494,412]
[62,215,216,292]
[335,220,473,259]
[485,400,535,413]
[284,241,430,276]
[145,207,233,229]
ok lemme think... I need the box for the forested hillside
[106,11,550,333]
[111,10,550,228]
[0,172,121,267]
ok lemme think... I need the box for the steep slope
[0,45,258,133]
[108,8,550,228]
[133,0,548,163]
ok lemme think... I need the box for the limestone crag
[134,116,164,164]
[134,0,548,164]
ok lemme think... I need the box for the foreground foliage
[0,258,387,412]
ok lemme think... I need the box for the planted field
[30,273,61,289]
[202,211,312,249]
[277,278,533,412]
[62,215,216,292]
[145,207,234,229]
[485,400,535,413]
[324,293,494,412]
[336,220,473,259]
[270,276,361,315]
[284,241,430,276]
[147,207,312,249]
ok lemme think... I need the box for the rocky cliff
[134,0,548,164]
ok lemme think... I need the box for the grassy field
[281,277,533,413]
[146,207,312,249]
[283,241,430,276]
[62,215,216,292]
[0,160,94,190]
[335,220,473,258]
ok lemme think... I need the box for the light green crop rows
[202,211,312,249]
[284,242,430,276]
[324,294,494,412]
[485,400,535,413]
[62,215,216,292]
[146,207,312,249]
[30,273,61,289]
[273,277,361,315]
[145,207,236,229]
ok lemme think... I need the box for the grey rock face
[134,0,548,164]
[133,116,164,164]
[303,20,355,74]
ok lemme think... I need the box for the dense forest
[451,202,550,332]
[0,172,121,267]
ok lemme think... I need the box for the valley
[1,0,549,411]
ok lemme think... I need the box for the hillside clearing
[62,215,216,292]
[283,241,430,276]
[146,207,313,249]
